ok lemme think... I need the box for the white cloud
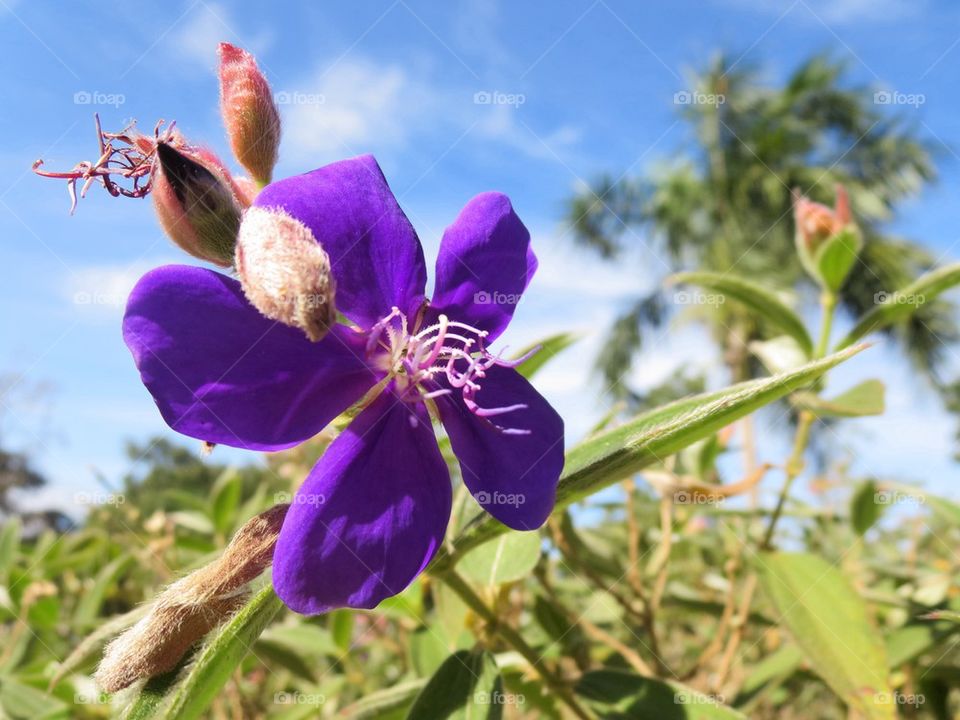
[170,3,271,70]
[473,102,582,161]
[278,55,581,167]
[64,261,162,317]
[279,58,432,160]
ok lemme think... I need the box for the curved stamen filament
[366,310,536,433]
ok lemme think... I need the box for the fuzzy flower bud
[218,42,281,186]
[152,142,245,267]
[95,504,288,693]
[793,184,851,253]
[235,206,337,341]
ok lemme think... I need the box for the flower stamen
[366,309,534,433]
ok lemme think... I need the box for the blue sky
[2,0,960,515]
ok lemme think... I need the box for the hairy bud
[153,142,246,267]
[95,504,288,693]
[236,206,337,341]
[218,42,281,186]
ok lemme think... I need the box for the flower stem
[760,409,814,549]
[814,290,837,359]
[439,569,596,720]
[761,289,836,549]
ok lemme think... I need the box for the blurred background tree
[566,54,957,402]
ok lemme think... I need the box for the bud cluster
[35,41,339,340]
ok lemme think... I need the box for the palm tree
[566,54,956,401]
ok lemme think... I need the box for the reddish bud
[152,142,245,267]
[793,184,852,253]
[236,206,337,341]
[218,42,281,186]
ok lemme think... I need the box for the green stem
[814,290,837,359]
[761,409,814,549]
[763,290,837,549]
[439,569,595,720]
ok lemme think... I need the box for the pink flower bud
[793,184,852,253]
[218,43,281,186]
[152,142,245,267]
[235,206,337,341]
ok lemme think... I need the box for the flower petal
[437,365,563,530]
[254,155,427,329]
[123,265,379,451]
[273,390,451,614]
[429,192,537,341]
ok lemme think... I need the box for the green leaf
[430,346,865,571]
[924,492,960,525]
[514,332,579,379]
[122,667,184,720]
[793,379,885,418]
[209,469,242,536]
[750,336,808,376]
[755,551,894,719]
[405,649,503,720]
[51,604,151,688]
[330,609,354,651]
[0,677,69,720]
[458,532,541,586]
[836,262,960,350]
[814,226,862,292]
[73,553,134,628]
[259,623,340,658]
[340,679,427,719]
[576,669,745,719]
[671,271,813,355]
[850,480,885,536]
[0,516,21,580]
[157,585,284,720]
[736,644,804,706]
[410,627,450,677]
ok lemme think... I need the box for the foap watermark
[73,290,126,307]
[74,90,126,108]
[473,490,525,508]
[473,90,526,107]
[274,691,326,706]
[674,90,725,106]
[874,691,925,707]
[675,692,725,706]
[274,491,326,507]
[673,490,725,507]
[75,491,125,507]
[474,690,525,706]
[874,489,925,507]
[874,90,925,108]
[474,290,522,306]
[874,290,926,307]
[278,292,329,309]
[273,90,326,106]
[74,691,111,705]
[673,290,725,307]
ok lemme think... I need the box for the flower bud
[218,42,281,186]
[152,142,244,267]
[793,184,851,254]
[95,504,289,693]
[236,206,337,341]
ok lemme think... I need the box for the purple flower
[123,155,564,614]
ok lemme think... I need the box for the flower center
[365,307,533,435]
